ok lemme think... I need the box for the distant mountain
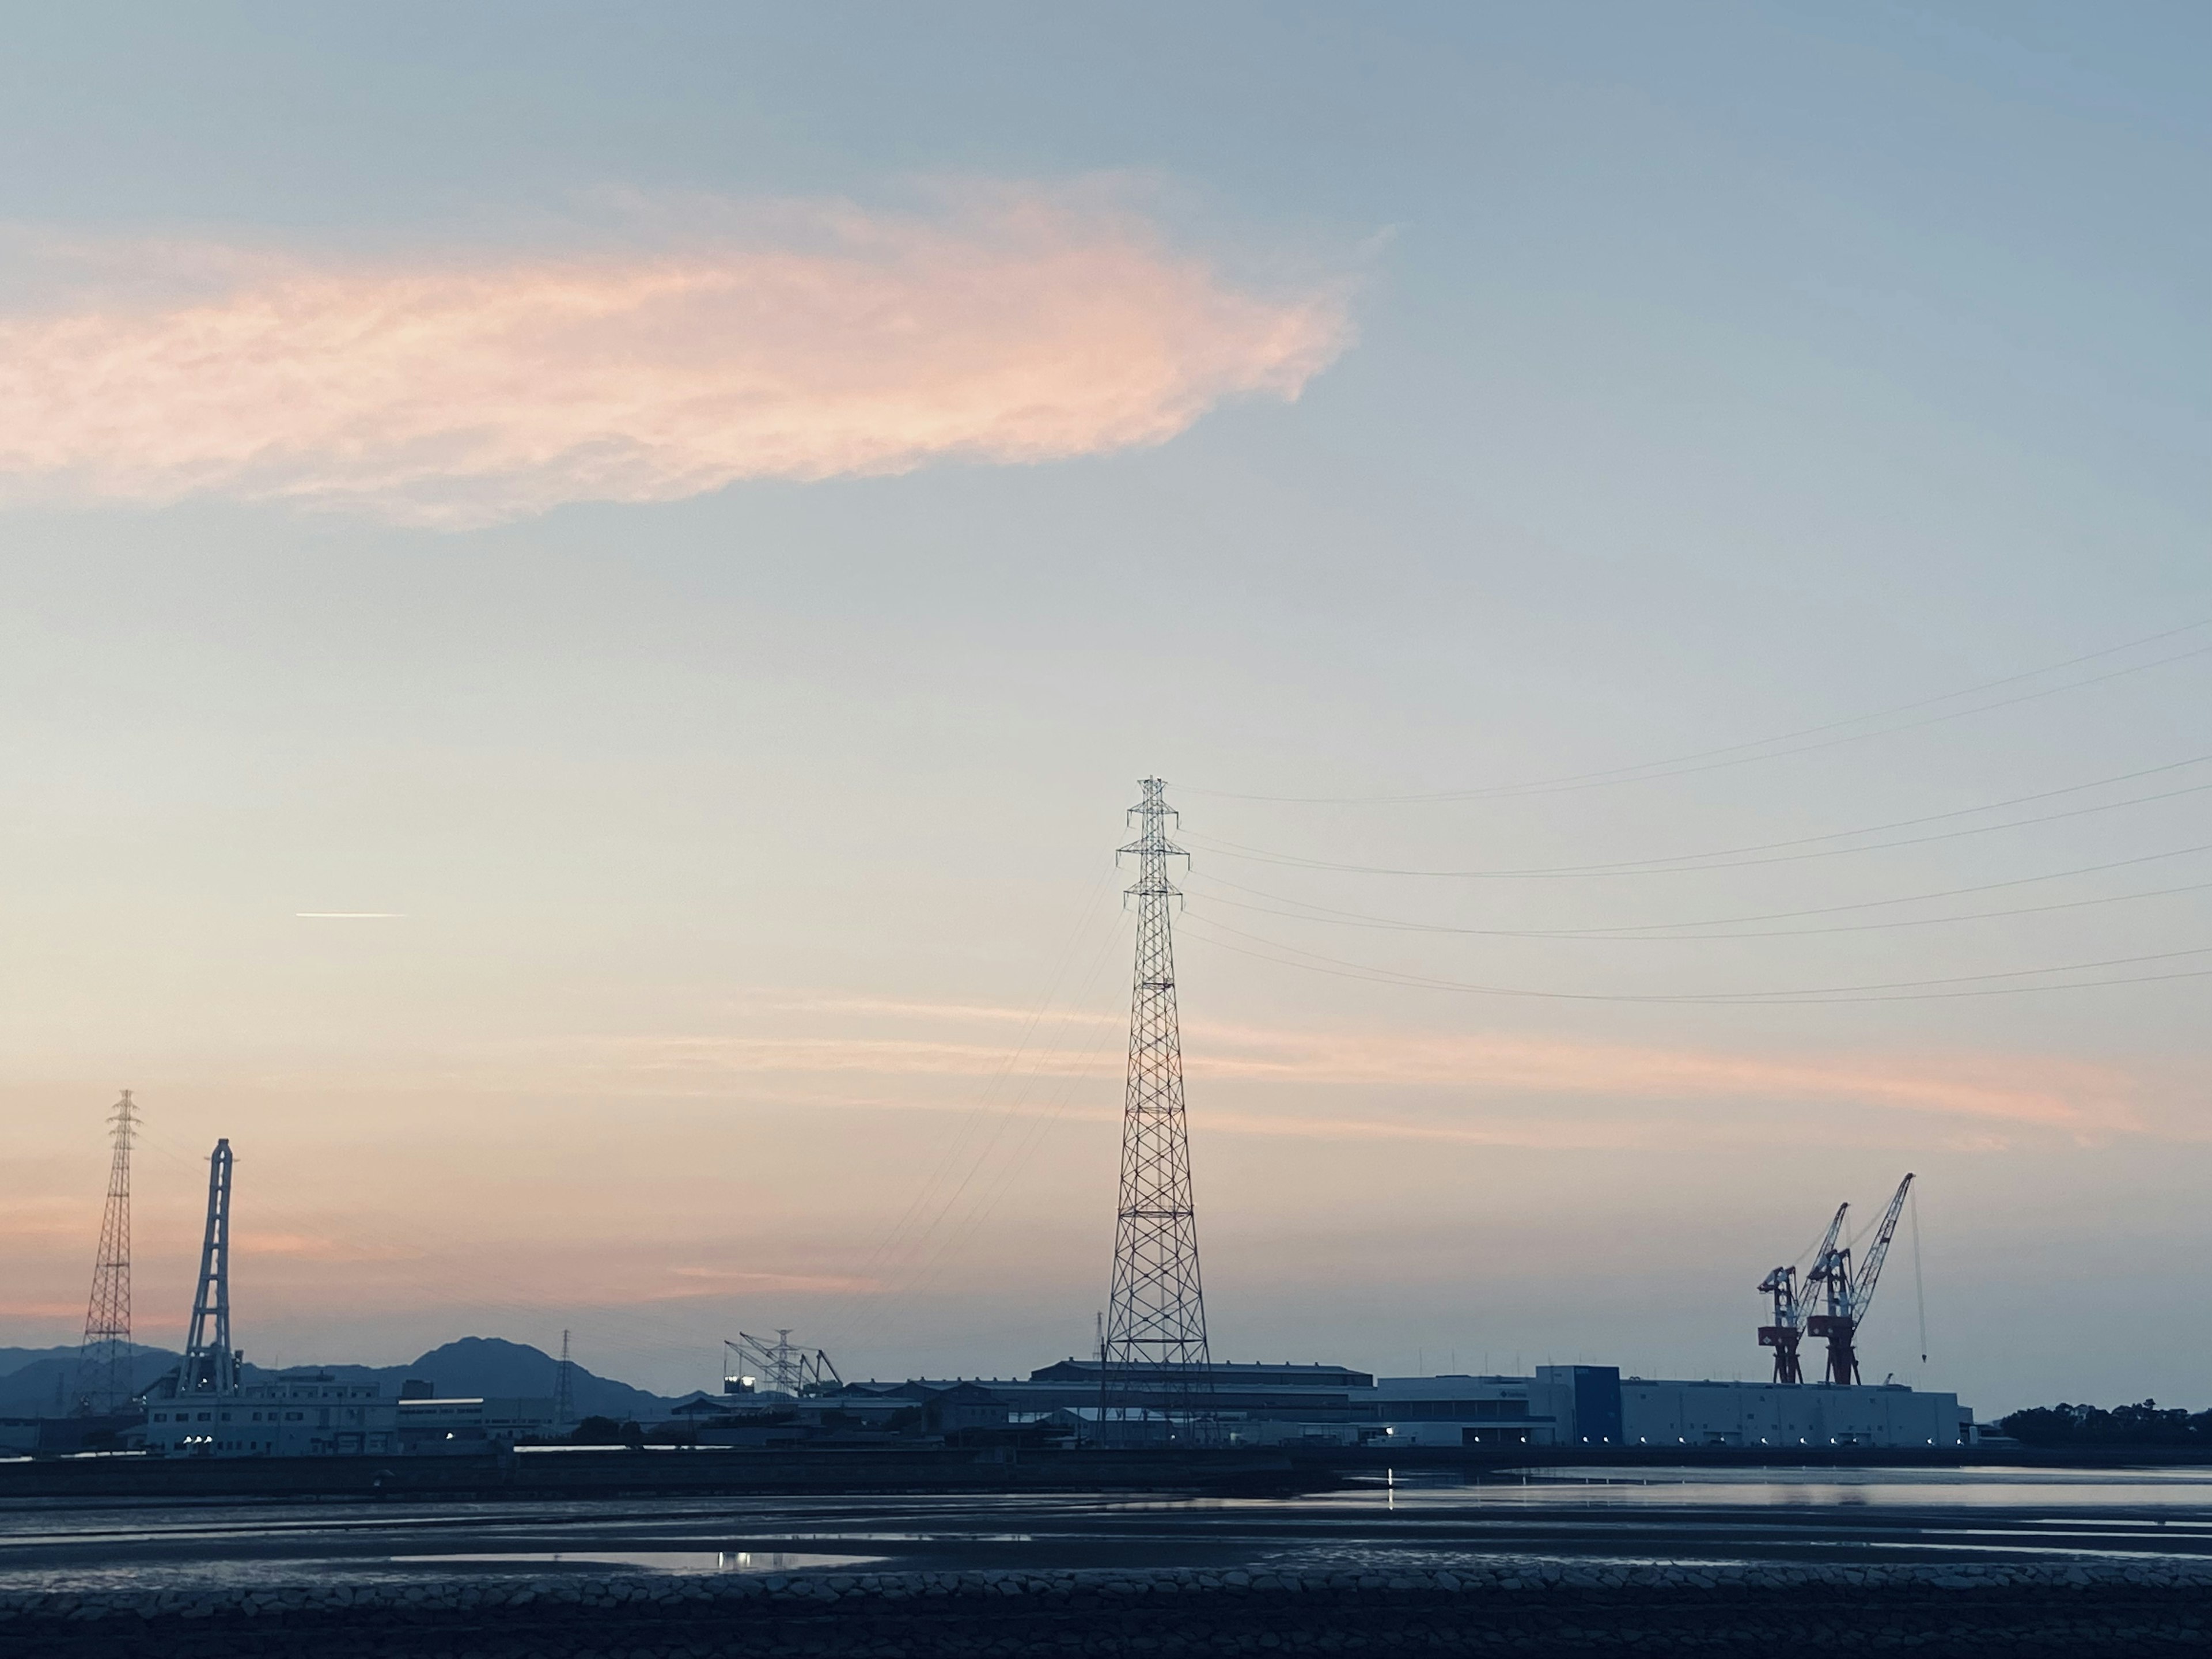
[0,1346,180,1415]
[0,1336,675,1421]
[0,1347,82,1378]
[367,1337,676,1421]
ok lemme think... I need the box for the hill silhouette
[0,1336,676,1420]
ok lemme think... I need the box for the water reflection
[394,1550,884,1573]
[1294,1466,2212,1512]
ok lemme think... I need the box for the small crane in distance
[1758,1202,1848,1385]
[1808,1173,1916,1387]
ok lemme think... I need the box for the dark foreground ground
[5,1467,2210,1654]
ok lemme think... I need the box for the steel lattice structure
[179,1139,238,1395]
[73,1092,139,1415]
[1101,779,1213,1441]
[726,1330,843,1398]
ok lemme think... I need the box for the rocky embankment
[5,1558,2210,1655]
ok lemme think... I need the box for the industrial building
[727,1359,1974,1452]
[1349,1369,1968,1450]
[144,1372,393,1458]
[141,1370,561,1459]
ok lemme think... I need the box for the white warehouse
[1622,1376,1968,1449]
[1340,1366,1969,1450]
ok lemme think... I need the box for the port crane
[1806,1173,1915,1386]
[1757,1202,1847,1384]
[724,1330,842,1399]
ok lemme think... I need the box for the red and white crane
[1806,1173,1915,1387]
[1758,1202,1847,1385]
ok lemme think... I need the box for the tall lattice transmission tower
[554,1330,575,1427]
[1100,778,1213,1443]
[179,1139,238,1395]
[73,1092,139,1416]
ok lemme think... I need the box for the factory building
[1214,1365,1968,1450]
[1620,1374,1967,1449]
[142,1371,559,1458]
[144,1372,396,1457]
[794,1360,1973,1451]
[395,1395,560,1453]
[1316,1368,1967,1449]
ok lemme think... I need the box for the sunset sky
[3,5,2210,1415]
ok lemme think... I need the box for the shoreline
[7,1559,2211,1657]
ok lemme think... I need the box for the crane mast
[1758,1202,1846,1384]
[1808,1173,1914,1386]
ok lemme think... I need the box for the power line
[1186,869,2212,943]
[1182,767,2212,880]
[1190,840,2212,935]
[1179,911,2212,1005]
[1183,620,2212,805]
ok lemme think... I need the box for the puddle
[392,1551,883,1574]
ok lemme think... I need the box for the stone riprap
[3,1559,2210,1656]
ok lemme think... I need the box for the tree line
[2000,1401,2212,1447]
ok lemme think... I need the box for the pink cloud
[1175,1027,2139,1133]
[233,1230,419,1263]
[696,990,2141,1134]
[0,193,1351,525]
[650,1267,884,1300]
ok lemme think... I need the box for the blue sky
[1,5,2207,1411]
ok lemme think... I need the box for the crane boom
[1850,1173,1915,1325]
[1756,1202,1848,1385]
[1807,1174,1914,1385]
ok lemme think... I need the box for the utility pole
[74,1092,138,1416]
[1100,779,1213,1445]
[555,1330,574,1426]
[179,1140,237,1395]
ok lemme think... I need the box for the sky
[2,3,2209,1416]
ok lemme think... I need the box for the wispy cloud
[650,1267,883,1300]
[0,1197,91,1242]
[0,1300,84,1320]
[1179,1028,2138,1133]
[0,190,1351,527]
[607,990,2143,1138]
[233,1231,420,1263]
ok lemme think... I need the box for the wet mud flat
[6,1561,2210,1658]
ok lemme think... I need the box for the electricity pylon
[179,1139,238,1394]
[73,1093,139,1415]
[1101,779,1213,1444]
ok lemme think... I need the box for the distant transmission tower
[1101,779,1213,1444]
[73,1092,138,1416]
[179,1139,238,1395]
[554,1330,574,1426]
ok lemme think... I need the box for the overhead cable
[1181,768,2212,880]
[1179,912,2212,1005]
[1188,841,2212,934]
[1185,869,2212,942]
[1183,619,2212,805]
